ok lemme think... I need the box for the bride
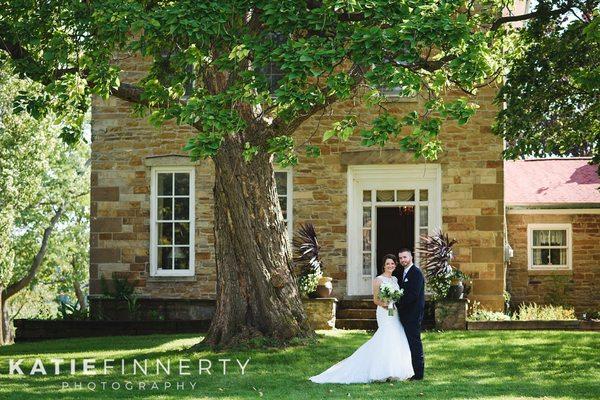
[310,254,414,384]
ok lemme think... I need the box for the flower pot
[447,279,464,300]
[316,276,333,298]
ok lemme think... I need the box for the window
[527,224,572,270]
[274,169,293,238]
[150,167,195,276]
[260,33,287,95]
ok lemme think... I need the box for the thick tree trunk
[202,135,313,348]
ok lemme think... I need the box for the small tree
[0,67,89,344]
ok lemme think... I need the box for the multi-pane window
[274,170,293,238]
[150,167,195,276]
[260,33,287,94]
[528,224,572,270]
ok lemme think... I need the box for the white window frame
[378,86,418,102]
[527,223,572,271]
[150,166,196,277]
[274,168,293,240]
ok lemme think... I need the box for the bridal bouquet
[379,283,404,316]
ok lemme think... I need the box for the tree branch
[4,206,64,300]
[272,63,365,136]
[490,2,576,31]
[0,36,151,106]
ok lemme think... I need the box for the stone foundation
[89,297,215,321]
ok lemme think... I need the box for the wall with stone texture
[506,212,600,314]
[90,53,505,310]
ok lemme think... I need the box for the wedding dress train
[309,275,414,384]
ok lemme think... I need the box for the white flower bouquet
[379,283,404,316]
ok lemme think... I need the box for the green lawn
[0,330,598,399]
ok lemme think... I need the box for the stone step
[336,319,378,330]
[337,299,377,310]
[337,308,377,319]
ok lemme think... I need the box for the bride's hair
[382,254,398,266]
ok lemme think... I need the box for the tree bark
[0,287,4,346]
[202,135,313,348]
[74,281,87,311]
[4,206,63,300]
[1,296,11,345]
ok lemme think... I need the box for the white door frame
[346,164,442,296]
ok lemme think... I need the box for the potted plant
[419,230,468,329]
[293,223,332,298]
[448,269,468,300]
[419,230,457,300]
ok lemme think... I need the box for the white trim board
[507,208,600,214]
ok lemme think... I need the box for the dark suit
[394,264,425,380]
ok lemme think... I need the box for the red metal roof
[504,158,600,205]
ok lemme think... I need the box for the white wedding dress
[310,275,414,384]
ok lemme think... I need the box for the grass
[0,330,598,399]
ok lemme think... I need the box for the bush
[468,301,511,321]
[468,301,577,321]
[514,303,576,321]
[582,310,600,321]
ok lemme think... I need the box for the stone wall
[435,299,468,330]
[302,298,337,330]
[91,53,505,310]
[506,212,600,315]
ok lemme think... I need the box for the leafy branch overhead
[0,0,547,163]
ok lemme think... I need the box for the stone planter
[434,299,468,330]
[302,298,337,330]
[316,276,333,298]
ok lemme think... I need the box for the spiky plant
[418,230,457,279]
[292,223,324,295]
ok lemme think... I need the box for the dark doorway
[376,206,415,275]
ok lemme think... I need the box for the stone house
[89,50,509,320]
[505,158,600,315]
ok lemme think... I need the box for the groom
[394,248,425,380]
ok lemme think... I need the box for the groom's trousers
[403,323,424,379]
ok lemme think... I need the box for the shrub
[468,302,578,321]
[468,301,511,321]
[515,303,576,321]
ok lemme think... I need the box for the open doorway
[376,206,415,275]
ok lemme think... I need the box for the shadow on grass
[0,331,598,399]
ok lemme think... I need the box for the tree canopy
[0,65,90,343]
[496,0,599,172]
[2,0,530,162]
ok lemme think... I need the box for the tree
[0,67,89,344]
[0,0,566,347]
[496,0,600,173]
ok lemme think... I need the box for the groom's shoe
[408,376,423,381]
